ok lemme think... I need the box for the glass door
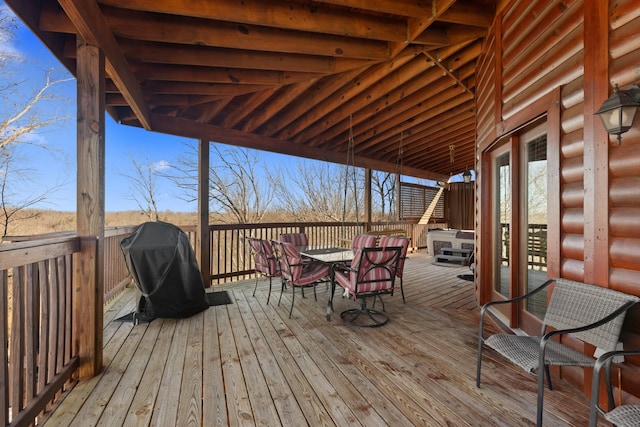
[493,148,511,300]
[520,123,548,332]
[488,121,548,330]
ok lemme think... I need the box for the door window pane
[525,135,548,318]
[494,152,510,298]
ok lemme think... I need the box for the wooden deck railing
[0,236,81,427]
[180,221,434,285]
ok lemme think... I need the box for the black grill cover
[120,221,209,319]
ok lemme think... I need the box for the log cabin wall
[475,0,640,399]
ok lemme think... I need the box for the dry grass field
[4,209,199,238]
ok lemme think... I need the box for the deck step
[434,254,468,265]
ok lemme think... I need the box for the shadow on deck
[42,251,602,426]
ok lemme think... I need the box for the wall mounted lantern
[462,167,472,184]
[595,84,640,144]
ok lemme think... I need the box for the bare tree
[276,160,363,222]
[119,156,165,221]
[164,142,279,223]
[371,170,397,220]
[0,8,72,237]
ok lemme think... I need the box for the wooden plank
[275,290,414,426]
[96,319,164,426]
[216,304,254,426]
[149,319,190,426]
[233,290,307,424]
[123,319,177,426]
[176,314,204,426]
[68,322,147,425]
[44,321,141,426]
[225,292,282,425]
[202,306,228,426]
[248,292,335,425]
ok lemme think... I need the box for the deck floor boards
[41,251,608,426]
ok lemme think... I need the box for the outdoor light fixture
[595,83,640,144]
[462,167,472,184]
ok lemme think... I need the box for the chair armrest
[541,299,638,346]
[589,349,640,427]
[478,278,556,341]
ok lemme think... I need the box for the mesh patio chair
[279,232,308,247]
[248,237,281,305]
[477,278,640,427]
[271,240,330,318]
[378,235,410,302]
[589,349,640,427]
[330,246,402,327]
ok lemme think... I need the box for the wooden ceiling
[9,0,497,181]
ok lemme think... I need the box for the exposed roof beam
[117,41,377,74]
[312,0,432,17]
[258,69,366,137]
[130,63,323,86]
[99,0,408,42]
[43,4,394,60]
[280,55,415,141]
[148,114,448,181]
[297,55,436,145]
[140,81,276,97]
[439,2,495,27]
[58,0,151,129]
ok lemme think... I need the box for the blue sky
[2,3,442,213]
[2,2,302,212]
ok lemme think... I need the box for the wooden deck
[42,252,604,426]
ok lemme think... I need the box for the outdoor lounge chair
[477,277,640,426]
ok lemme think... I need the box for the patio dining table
[298,246,354,320]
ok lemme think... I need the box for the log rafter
[14,0,497,177]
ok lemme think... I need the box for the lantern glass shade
[462,168,472,183]
[595,84,640,144]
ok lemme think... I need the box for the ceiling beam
[42,4,394,60]
[130,63,322,86]
[117,40,377,74]
[277,55,415,141]
[147,114,448,181]
[58,0,151,129]
[99,0,408,42]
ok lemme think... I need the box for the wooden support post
[74,37,105,378]
[364,168,372,229]
[198,139,211,287]
[395,173,401,221]
[583,0,610,286]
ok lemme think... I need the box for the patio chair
[331,246,402,327]
[477,278,640,427]
[248,237,281,305]
[271,240,330,318]
[378,235,410,302]
[279,232,308,247]
[351,234,378,249]
[589,349,640,427]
